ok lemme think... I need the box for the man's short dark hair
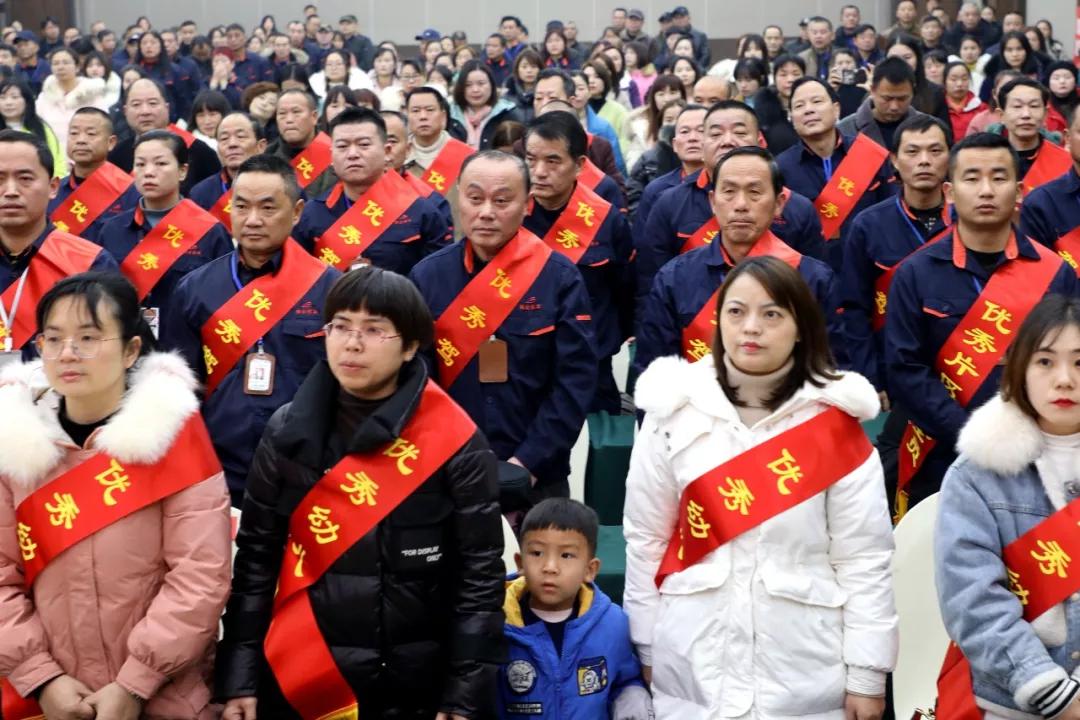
[219,111,265,140]
[537,68,574,98]
[323,266,434,349]
[854,23,876,36]
[328,106,387,142]
[380,109,407,129]
[525,111,588,159]
[806,15,833,29]
[705,99,761,132]
[519,498,599,557]
[872,56,916,89]
[235,153,302,203]
[892,114,952,154]
[714,145,784,196]
[771,54,806,74]
[998,77,1050,109]
[790,76,840,104]
[460,149,530,194]
[180,20,197,29]
[500,15,522,29]
[72,106,114,134]
[0,129,53,176]
[921,15,943,27]
[948,132,1019,181]
[487,32,507,47]
[279,87,318,111]
[405,86,449,116]
[225,23,245,34]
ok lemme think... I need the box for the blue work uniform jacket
[499,577,645,720]
[188,170,231,218]
[841,195,951,391]
[47,171,141,244]
[775,132,895,272]
[162,247,340,503]
[633,234,841,379]
[884,229,1079,504]
[408,240,597,499]
[632,167,686,246]
[593,174,626,212]
[1020,166,1080,251]
[231,52,275,88]
[98,203,234,340]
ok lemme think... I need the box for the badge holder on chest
[0,267,28,365]
[231,255,276,395]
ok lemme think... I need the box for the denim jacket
[936,395,1080,718]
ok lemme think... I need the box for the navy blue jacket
[1020,166,1080,251]
[499,578,645,720]
[15,61,49,95]
[162,247,340,501]
[98,203,234,339]
[409,240,597,498]
[632,167,686,249]
[636,169,825,311]
[232,52,275,88]
[775,133,895,272]
[884,230,1079,497]
[401,170,455,235]
[593,174,625,211]
[634,234,841,378]
[188,170,231,217]
[841,195,951,391]
[137,59,196,123]
[523,189,635,359]
[293,180,452,276]
[47,171,141,244]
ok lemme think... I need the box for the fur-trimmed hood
[634,354,880,424]
[38,74,107,109]
[0,352,199,489]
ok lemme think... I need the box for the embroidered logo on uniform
[577,657,608,696]
[518,296,542,311]
[294,300,320,316]
[506,660,537,694]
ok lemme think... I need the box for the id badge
[478,337,508,383]
[142,307,160,339]
[0,350,20,369]
[243,351,276,395]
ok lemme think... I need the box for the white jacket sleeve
[825,449,899,696]
[622,411,680,667]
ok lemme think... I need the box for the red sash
[679,217,720,255]
[814,133,889,240]
[680,232,802,362]
[167,123,196,148]
[264,381,475,720]
[1,414,220,720]
[1022,141,1072,196]
[579,158,604,191]
[200,240,326,396]
[537,183,611,264]
[936,498,1080,718]
[292,132,333,189]
[313,174,419,270]
[119,200,221,301]
[209,175,233,232]
[50,163,133,235]
[1057,225,1080,276]
[870,211,953,333]
[656,406,872,586]
[895,237,1063,519]
[403,171,434,198]
[433,230,552,389]
[0,232,102,350]
[420,138,474,195]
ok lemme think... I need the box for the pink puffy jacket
[0,353,231,719]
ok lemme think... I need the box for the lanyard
[230,252,266,351]
[896,196,929,245]
[971,275,983,294]
[0,267,30,352]
[822,156,833,182]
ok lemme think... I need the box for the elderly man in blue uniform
[409,151,597,504]
[634,146,840,379]
[637,100,824,314]
[1021,106,1080,258]
[522,112,634,414]
[164,154,340,505]
[884,133,1079,519]
[189,112,268,235]
[292,107,450,275]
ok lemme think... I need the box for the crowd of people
[0,1,1077,719]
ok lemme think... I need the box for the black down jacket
[216,357,506,719]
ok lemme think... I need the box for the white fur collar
[0,352,199,489]
[634,354,880,422]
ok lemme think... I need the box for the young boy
[499,498,653,719]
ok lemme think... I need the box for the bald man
[692,76,729,107]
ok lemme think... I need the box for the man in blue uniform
[293,107,450,275]
[634,146,840,378]
[188,112,268,230]
[265,90,338,198]
[164,155,339,505]
[409,151,596,503]
[885,133,1079,514]
[1020,106,1080,250]
[225,23,273,88]
[522,112,634,414]
[381,109,454,234]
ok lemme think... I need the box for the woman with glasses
[0,271,230,720]
[218,265,504,720]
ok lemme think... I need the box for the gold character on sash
[459,305,487,330]
[215,319,243,344]
[940,373,963,400]
[362,200,385,227]
[490,269,513,299]
[45,492,80,530]
[223,199,232,214]
[687,338,710,361]
[702,230,718,245]
[17,522,36,562]
[943,352,979,378]
[203,345,219,374]
[384,438,419,475]
[962,328,997,355]
[874,291,887,317]
[717,477,755,516]
[70,200,89,224]
[244,289,273,322]
[686,500,711,539]
[768,448,804,495]
[837,176,856,197]
[819,202,840,219]
[54,220,70,233]
[427,170,447,192]
[575,202,596,228]
[162,224,185,249]
[319,247,342,266]
[1031,540,1071,578]
[96,458,131,506]
[291,541,306,577]
[555,229,580,249]
[338,224,363,245]
[1060,250,1078,270]
[906,426,927,465]
[136,252,159,271]
[340,471,379,506]
[307,505,340,544]
[1007,568,1030,606]
[297,157,315,180]
[981,301,1013,335]
[436,337,460,366]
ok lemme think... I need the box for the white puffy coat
[623,355,898,720]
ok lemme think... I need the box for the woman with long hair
[449,59,521,149]
[0,79,66,176]
[81,50,120,106]
[627,74,685,157]
[978,31,1043,103]
[886,34,950,124]
[310,48,372,100]
[1044,61,1078,135]
[188,90,231,149]
[1037,19,1066,61]
[625,40,658,106]
[669,56,702,95]
[504,48,541,119]
[133,30,189,122]
[368,46,399,92]
[542,28,576,70]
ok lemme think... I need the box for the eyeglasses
[36,334,122,359]
[323,322,400,345]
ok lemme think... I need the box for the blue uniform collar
[798,130,848,163]
[1063,166,1080,193]
[923,227,1036,269]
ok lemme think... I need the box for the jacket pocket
[921,297,969,319]
[279,316,324,369]
[389,491,453,574]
